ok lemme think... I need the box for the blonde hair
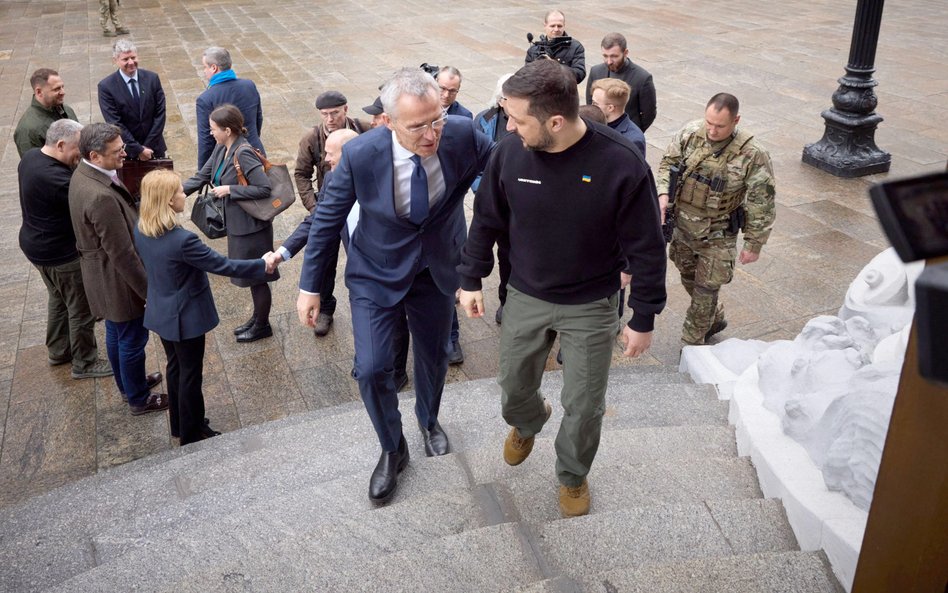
[138,169,181,238]
[591,78,631,110]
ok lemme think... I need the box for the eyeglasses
[400,111,448,136]
[108,143,127,156]
[439,86,459,97]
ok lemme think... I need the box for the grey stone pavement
[0,0,944,508]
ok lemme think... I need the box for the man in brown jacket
[293,90,370,336]
[69,123,167,415]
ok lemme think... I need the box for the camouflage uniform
[656,120,776,345]
[99,0,126,34]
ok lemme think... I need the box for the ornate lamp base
[803,108,891,178]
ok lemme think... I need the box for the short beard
[523,127,555,152]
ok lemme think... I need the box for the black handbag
[190,186,227,239]
[232,145,296,222]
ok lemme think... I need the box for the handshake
[261,251,283,274]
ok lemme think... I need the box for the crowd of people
[15,8,775,517]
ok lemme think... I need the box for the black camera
[526,32,572,59]
[419,63,440,77]
[870,170,948,385]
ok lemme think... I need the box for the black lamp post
[802,0,891,177]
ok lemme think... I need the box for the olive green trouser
[669,230,736,345]
[35,259,98,369]
[499,286,618,488]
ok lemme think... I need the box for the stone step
[535,498,797,584]
[507,551,842,593]
[50,498,798,593]
[2,424,740,592]
[0,376,721,554]
[589,550,844,593]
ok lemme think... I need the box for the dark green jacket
[14,97,78,158]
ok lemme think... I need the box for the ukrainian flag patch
[581,175,591,183]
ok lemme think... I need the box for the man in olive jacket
[69,123,168,416]
[14,68,78,158]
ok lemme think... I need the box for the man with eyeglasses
[294,91,371,336]
[297,67,493,503]
[458,60,666,518]
[68,123,168,416]
[436,66,473,120]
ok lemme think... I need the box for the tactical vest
[676,128,754,218]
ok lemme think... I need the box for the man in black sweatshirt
[458,60,666,518]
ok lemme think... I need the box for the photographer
[525,10,586,83]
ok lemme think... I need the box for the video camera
[419,63,440,77]
[526,32,573,59]
[870,169,948,385]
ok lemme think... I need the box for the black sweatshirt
[18,148,79,266]
[458,120,667,332]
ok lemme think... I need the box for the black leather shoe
[369,435,409,504]
[447,340,464,365]
[236,323,272,343]
[146,371,162,390]
[418,419,450,457]
[232,317,255,335]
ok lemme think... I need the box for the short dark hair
[30,68,59,90]
[578,104,607,125]
[79,123,122,159]
[600,33,627,52]
[707,93,740,117]
[502,60,578,123]
[210,104,247,137]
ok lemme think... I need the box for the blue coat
[195,77,264,168]
[97,69,167,160]
[300,116,493,307]
[134,225,266,341]
[608,114,647,158]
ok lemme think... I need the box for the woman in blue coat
[135,169,273,445]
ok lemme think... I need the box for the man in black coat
[97,39,167,161]
[585,32,657,133]
[524,10,586,84]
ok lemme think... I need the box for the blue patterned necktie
[409,154,429,225]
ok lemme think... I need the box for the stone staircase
[0,367,844,592]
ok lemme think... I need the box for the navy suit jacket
[195,77,264,168]
[610,114,647,158]
[300,116,493,307]
[446,101,473,120]
[98,69,167,160]
[134,226,266,341]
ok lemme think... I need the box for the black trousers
[161,334,206,445]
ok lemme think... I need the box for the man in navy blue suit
[297,68,492,503]
[194,46,264,168]
[97,40,167,162]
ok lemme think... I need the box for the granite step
[51,497,799,593]
[0,373,722,554]
[1,424,741,592]
[589,550,845,593]
[507,551,843,593]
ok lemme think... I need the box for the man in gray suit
[69,123,167,415]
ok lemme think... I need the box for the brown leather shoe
[559,479,590,517]
[130,392,169,416]
[503,399,552,466]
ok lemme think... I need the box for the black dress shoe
[369,435,409,504]
[146,371,162,390]
[233,317,255,335]
[418,419,450,457]
[173,418,220,440]
[236,323,272,343]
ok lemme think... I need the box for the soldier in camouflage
[657,93,776,345]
